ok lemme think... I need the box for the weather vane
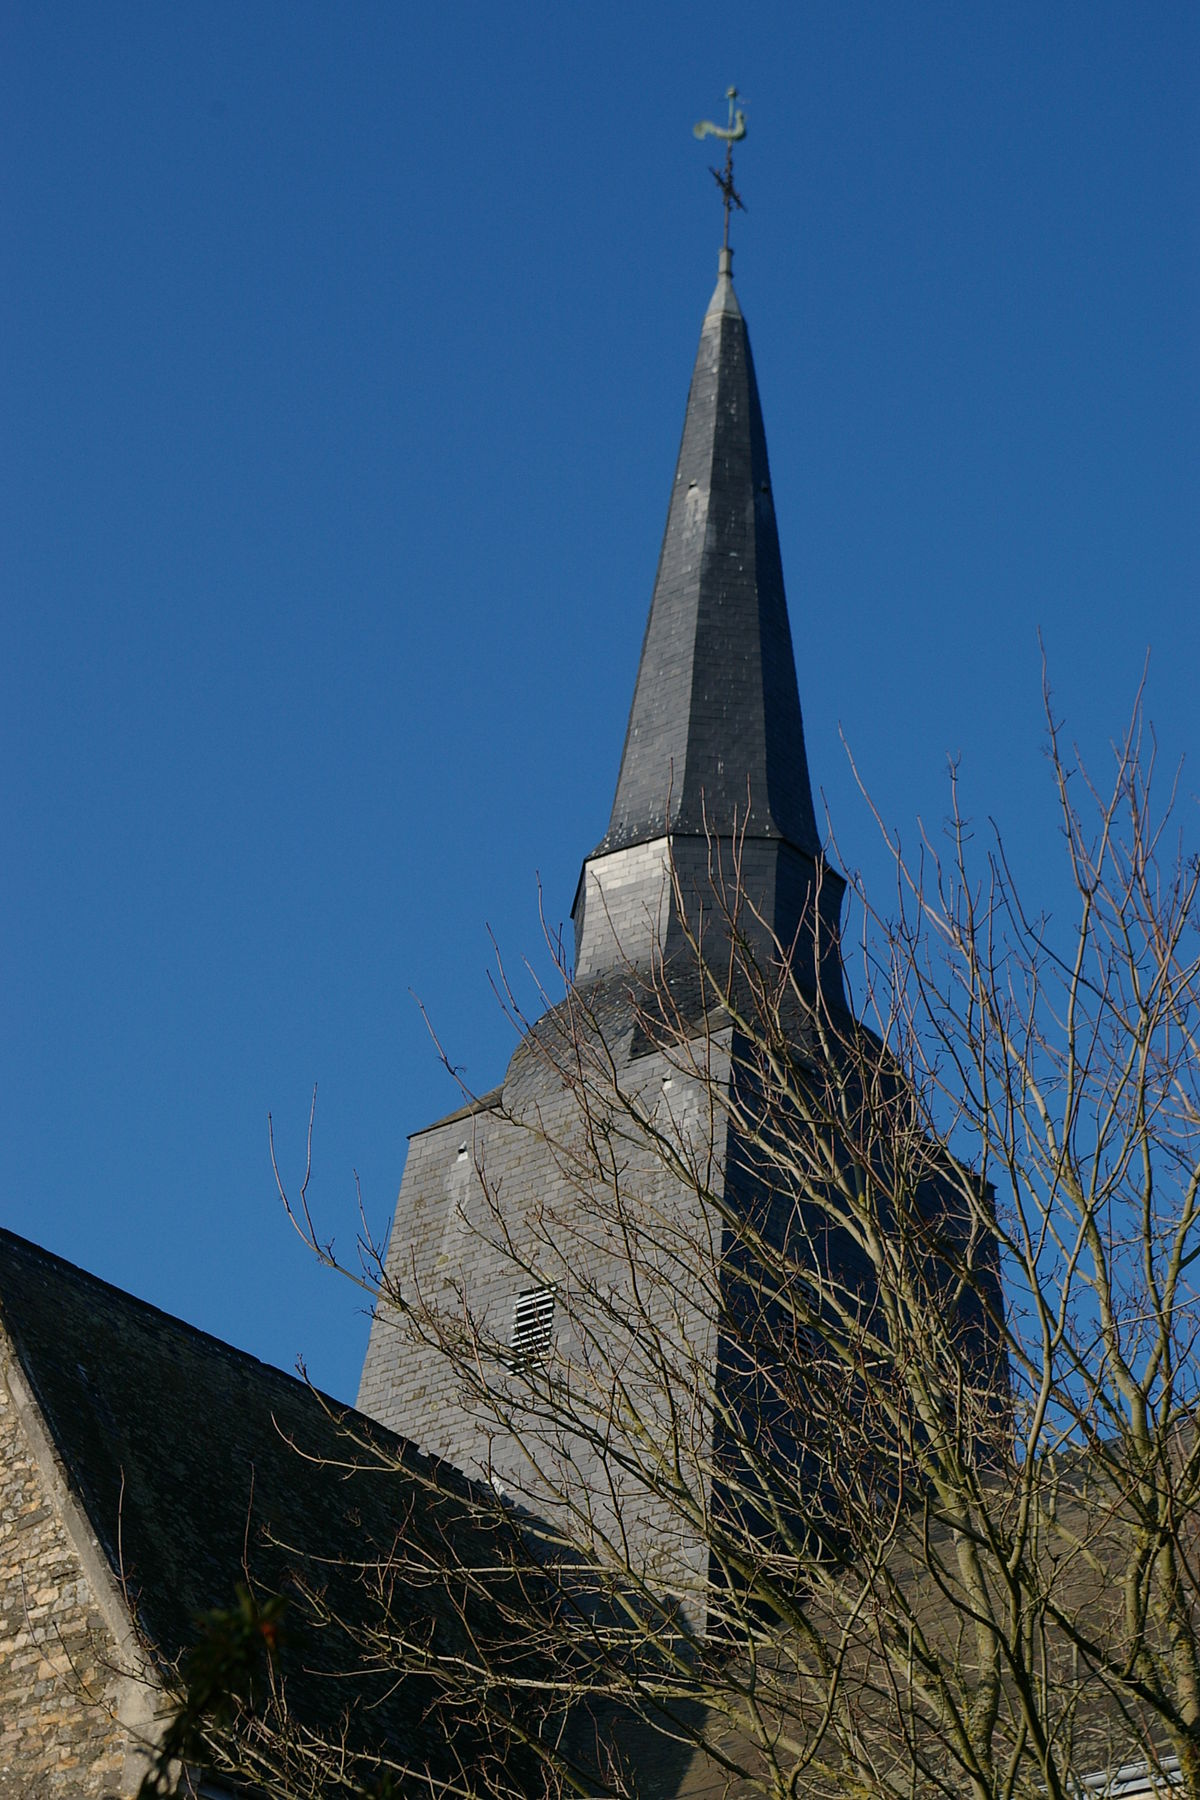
[693,86,747,251]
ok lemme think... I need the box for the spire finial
[693,86,747,255]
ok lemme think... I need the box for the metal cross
[693,86,747,251]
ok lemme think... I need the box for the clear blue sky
[4,4,1197,1403]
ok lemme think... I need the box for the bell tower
[356,237,855,1593]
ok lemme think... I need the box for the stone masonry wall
[0,1361,135,1800]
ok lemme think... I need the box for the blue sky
[4,3,1197,1403]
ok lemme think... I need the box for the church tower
[357,239,857,1589]
[354,216,1014,1618]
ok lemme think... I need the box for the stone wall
[0,1347,148,1799]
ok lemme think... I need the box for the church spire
[598,247,822,861]
[572,97,842,994]
[572,248,843,995]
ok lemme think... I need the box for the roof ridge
[0,1223,371,1428]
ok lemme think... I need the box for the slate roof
[599,250,822,861]
[0,1226,550,1779]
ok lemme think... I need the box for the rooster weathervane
[693,86,747,251]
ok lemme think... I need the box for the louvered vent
[510,1286,555,1362]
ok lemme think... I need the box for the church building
[0,207,1165,1798]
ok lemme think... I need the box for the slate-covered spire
[597,247,821,861]
[572,249,843,997]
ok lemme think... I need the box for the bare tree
[157,689,1200,1800]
